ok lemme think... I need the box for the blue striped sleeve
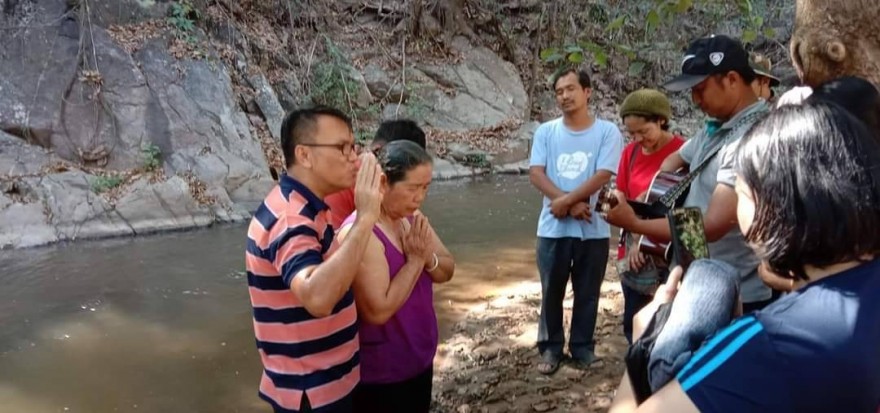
[677,316,788,412]
[280,250,322,287]
[275,226,324,287]
[676,316,762,389]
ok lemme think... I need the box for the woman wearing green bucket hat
[615,88,685,344]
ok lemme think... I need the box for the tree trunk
[790,0,880,87]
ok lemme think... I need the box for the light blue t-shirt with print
[529,117,623,240]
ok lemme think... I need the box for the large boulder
[244,71,286,140]
[432,156,485,180]
[0,7,274,198]
[346,67,375,109]
[0,131,56,176]
[0,1,81,152]
[492,121,538,166]
[0,2,275,248]
[24,171,133,241]
[0,168,231,249]
[363,62,404,101]
[134,38,274,205]
[113,175,214,234]
[89,0,169,26]
[0,192,57,249]
[273,74,307,111]
[391,37,528,131]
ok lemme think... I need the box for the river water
[0,175,547,412]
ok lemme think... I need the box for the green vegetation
[309,36,378,123]
[168,1,200,44]
[463,153,491,169]
[355,129,375,148]
[540,0,776,77]
[141,143,162,172]
[402,83,430,122]
[91,176,124,194]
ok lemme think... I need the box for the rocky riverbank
[0,1,537,249]
[0,0,796,249]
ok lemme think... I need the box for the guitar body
[595,169,693,260]
[637,170,690,258]
[607,109,763,262]
[642,171,690,209]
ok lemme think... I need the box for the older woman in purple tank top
[337,139,455,413]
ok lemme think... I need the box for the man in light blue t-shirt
[529,68,623,374]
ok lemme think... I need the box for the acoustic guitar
[597,108,766,258]
[596,168,692,257]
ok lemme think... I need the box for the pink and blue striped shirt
[246,174,359,412]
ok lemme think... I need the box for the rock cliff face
[397,37,529,131]
[0,0,274,248]
[0,0,535,248]
[0,0,799,248]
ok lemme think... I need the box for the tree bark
[790,0,880,87]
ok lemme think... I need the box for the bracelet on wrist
[426,252,440,272]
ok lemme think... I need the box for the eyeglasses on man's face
[298,142,362,157]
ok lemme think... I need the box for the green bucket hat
[749,53,781,87]
[619,89,673,121]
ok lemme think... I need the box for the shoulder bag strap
[657,110,765,207]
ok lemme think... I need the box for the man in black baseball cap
[606,34,774,323]
[659,35,760,125]
[663,34,757,92]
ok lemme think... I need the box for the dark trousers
[352,366,433,413]
[536,237,609,360]
[621,282,654,344]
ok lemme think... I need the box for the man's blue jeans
[647,259,740,391]
[536,237,609,361]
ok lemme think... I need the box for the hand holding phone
[666,207,710,273]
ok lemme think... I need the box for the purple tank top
[342,213,439,384]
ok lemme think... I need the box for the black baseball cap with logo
[662,35,756,92]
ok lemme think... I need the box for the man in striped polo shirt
[246,106,383,412]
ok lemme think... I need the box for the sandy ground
[432,253,627,413]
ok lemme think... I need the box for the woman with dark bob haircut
[609,100,880,412]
